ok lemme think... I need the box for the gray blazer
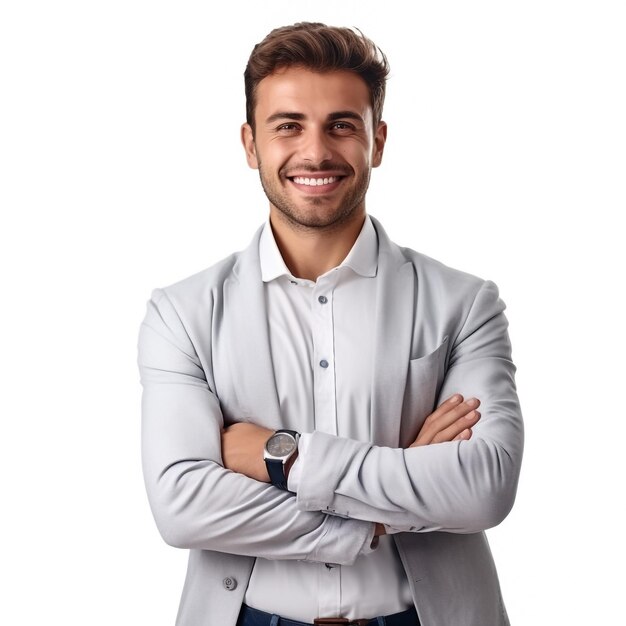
[138,217,524,626]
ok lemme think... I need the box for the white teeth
[292,176,338,186]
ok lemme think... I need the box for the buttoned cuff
[306,514,377,566]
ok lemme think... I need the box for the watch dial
[267,433,296,456]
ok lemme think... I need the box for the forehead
[254,66,373,122]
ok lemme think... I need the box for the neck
[269,209,366,281]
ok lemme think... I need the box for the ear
[372,120,388,168]
[241,123,259,169]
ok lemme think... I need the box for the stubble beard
[257,162,371,233]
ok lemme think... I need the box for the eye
[331,121,355,133]
[276,123,301,133]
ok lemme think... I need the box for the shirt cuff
[287,432,311,493]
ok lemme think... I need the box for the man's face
[241,66,387,231]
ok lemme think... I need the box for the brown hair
[244,22,389,131]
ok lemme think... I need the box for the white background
[1,1,624,624]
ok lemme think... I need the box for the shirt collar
[341,216,378,278]
[259,216,378,283]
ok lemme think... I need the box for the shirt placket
[311,271,341,617]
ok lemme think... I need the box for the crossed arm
[222,394,482,482]
[139,281,523,564]
[221,395,483,537]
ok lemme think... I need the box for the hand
[409,394,481,447]
[221,422,274,482]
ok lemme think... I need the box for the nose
[300,128,333,164]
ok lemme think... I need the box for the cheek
[344,146,372,169]
[260,142,293,169]
[343,137,374,162]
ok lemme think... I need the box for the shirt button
[319,359,329,368]
[222,576,237,591]
[318,295,328,304]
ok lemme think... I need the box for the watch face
[266,433,296,457]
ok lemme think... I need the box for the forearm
[295,426,521,533]
[145,454,374,564]
[141,385,375,564]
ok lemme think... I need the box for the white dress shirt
[243,216,413,622]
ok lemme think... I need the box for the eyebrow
[265,112,305,125]
[328,111,365,124]
[264,111,365,125]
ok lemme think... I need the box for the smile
[290,176,342,187]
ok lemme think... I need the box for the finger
[417,398,480,445]
[432,410,481,444]
[452,427,473,442]
[423,394,464,425]
[433,397,480,426]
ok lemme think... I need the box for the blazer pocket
[399,336,449,447]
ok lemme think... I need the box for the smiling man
[138,22,523,626]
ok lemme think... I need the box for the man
[138,22,523,626]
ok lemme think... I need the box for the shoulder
[149,225,263,314]
[402,246,489,297]
[403,246,504,323]
[372,215,491,297]
[371,216,505,328]
[155,252,238,303]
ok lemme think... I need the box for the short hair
[244,22,389,131]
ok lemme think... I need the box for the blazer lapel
[222,227,282,427]
[369,217,416,447]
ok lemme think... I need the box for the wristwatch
[263,429,300,491]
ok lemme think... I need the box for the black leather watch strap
[266,458,289,490]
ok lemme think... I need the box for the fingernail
[466,410,480,420]
[467,398,479,408]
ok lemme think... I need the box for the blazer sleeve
[294,280,524,533]
[138,288,375,564]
